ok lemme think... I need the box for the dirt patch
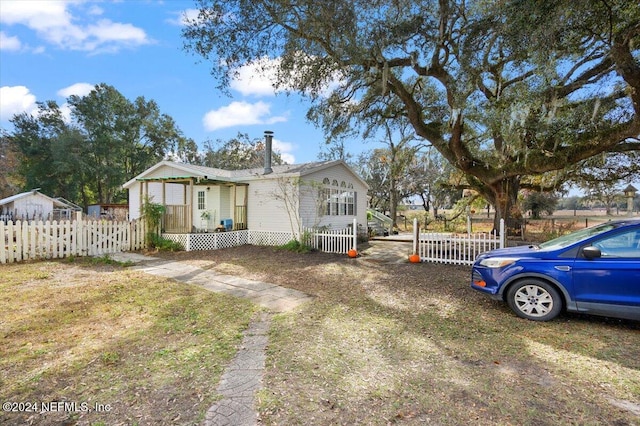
[152,245,640,425]
[3,247,639,425]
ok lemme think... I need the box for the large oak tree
[183,0,640,230]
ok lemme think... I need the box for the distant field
[397,209,638,242]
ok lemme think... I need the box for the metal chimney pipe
[264,130,273,174]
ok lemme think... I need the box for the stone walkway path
[113,254,314,312]
[108,243,411,425]
[203,311,271,426]
[108,252,309,426]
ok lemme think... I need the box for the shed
[0,189,73,222]
[87,203,129,220]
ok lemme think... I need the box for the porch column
[244,184,249,228]
[188,179,193,232]
[233,184,238,230]
[139,181,143,218]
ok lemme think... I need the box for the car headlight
[478,257,519,268]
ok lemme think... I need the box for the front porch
[162,204,248,233]
[136,176,248,233]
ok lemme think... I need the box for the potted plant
[200,210,213,231]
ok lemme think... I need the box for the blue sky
[0,0,345,164]
[1,1,637,199]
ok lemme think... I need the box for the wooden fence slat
[0,221,5,263]
[1,217,352,263]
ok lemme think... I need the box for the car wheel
[506,279,563,321]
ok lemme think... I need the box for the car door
[572,227,640,318]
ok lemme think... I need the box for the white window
[197,191,205,210]
[321,178,357,216]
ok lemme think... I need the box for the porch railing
[163,204,190,233]
[234,205,247,230]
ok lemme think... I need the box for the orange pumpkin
[409,253,421,263]
[348,249,358,258]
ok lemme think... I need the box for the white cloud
[279,152,296,164]
[0,0,150,53]
[87,5,103,16]
[57,82,95,98]
[87,19,147,44]
[273,138,296,164]
[230,57,282,97]
[0,86,38,121]
[229,55,345,99]
[0,31,22,51]
[166,8,201,26]
[59,103,73,124]
[57,83,95,122]
[202,101,288,131]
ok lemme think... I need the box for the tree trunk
[419,193,430,212]
[389,174,398,229]
[478,176,520,235]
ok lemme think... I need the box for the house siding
[128,181,190,220]
[124,160,368,235]
[129,185,141,219]
[245,178,296,234]
[146,165,189,179]
[205,186,220,226]
[304,165,368,230]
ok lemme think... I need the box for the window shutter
[354,192,357,215]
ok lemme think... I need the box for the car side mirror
[582,246,602,259]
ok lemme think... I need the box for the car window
[538,223,616,250]
[592,229,640,258]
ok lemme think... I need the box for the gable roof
[0,189,70,208]
[123,160,369,189]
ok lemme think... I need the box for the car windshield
[538,223,617,250]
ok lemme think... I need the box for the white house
[0,189,74,221]
[122,156,369,236]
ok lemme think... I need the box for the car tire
[506,279,563,321]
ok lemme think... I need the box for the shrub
[148,234,184,251]
[279,239,312,253]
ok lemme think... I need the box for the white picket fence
[1,218,146,264]
[414,218,505,265]
[303,218,358,254]
[162,219,358,255]
[2,216,359,264]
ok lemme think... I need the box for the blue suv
[471,219,640,321]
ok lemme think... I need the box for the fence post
[74,211,84,256]
[499,218,505,248]
[352,218,357,251]
[412,218,419,255]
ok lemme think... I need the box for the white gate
[413,218,505,265]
